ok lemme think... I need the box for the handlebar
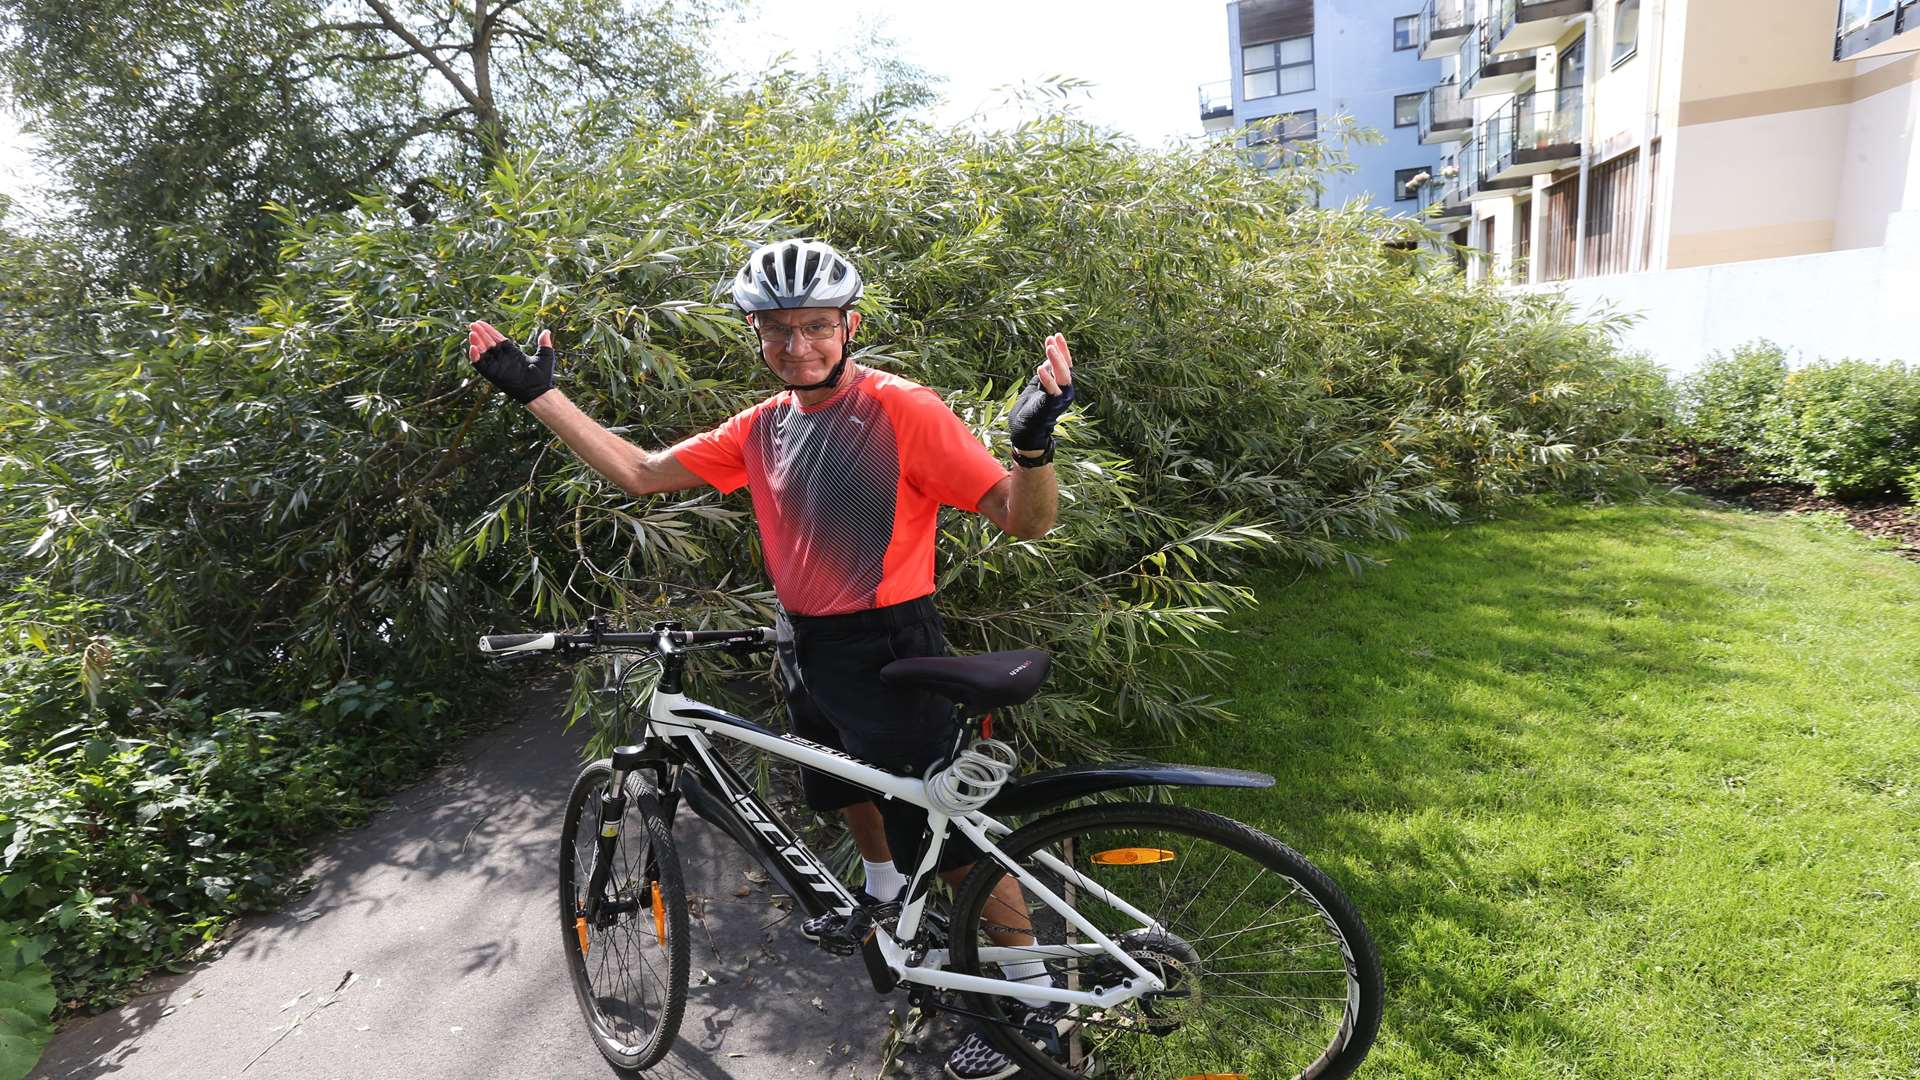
[477,624,776,660]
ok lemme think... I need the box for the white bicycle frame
[643,684,1172,1010]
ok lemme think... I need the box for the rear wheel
[560,761,688,1072]
[949,802,1382,1080]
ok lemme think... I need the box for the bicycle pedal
[816,906,875,956]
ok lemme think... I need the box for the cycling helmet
[730,239,864,312]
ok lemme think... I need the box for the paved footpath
[31,681,956,1080]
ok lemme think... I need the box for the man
[466,237,1078,1079]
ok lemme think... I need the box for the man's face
[751,307,860,388]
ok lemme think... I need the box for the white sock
[862,858,906,901]
[1001,959,1052,1009]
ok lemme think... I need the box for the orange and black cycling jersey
[670,366,1008,616]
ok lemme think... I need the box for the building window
[1395,165,1432,202]
[1247,111,1318,170]
[1248,110,1319,147]
[1393,14,1419,50]
[1611,0,1641,66]
[1243,35,1313,99]
[1394,92,1423,127]
[1836,0,1915,59]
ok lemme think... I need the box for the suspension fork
[582,746,665,927]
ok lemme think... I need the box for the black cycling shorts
[776,595,979,875]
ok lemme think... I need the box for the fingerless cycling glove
[1007,376,1076,452]
[474,338,556,404]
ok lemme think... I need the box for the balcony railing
[1461,18,1537,99]
[1836,0,1919,59]
[1423,159,1472,220]
[1199,80,1233,122]
[1545,83,1584,146]
[1491,0,1594,56]
[1419,79,1473,144]
[1419,0,1470,59]
[1480,88,1582,182]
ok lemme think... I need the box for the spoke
[1213,994,1351,1002]
[1217,972,1341,1028]
[1206,938,1344,963]
[1196,881,1303,948]
[1165,848,1234,937]
[1208,991,1319,1047]
[1192,865,1268,943]
[1193,911,1324,950]
[1207,968,1348,977]
[1143,830,1193,929]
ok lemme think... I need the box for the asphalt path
[32,680,957,1080]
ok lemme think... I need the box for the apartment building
[1200,0,1449,212]
[1414,0,1920,367]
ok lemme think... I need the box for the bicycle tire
[560,761,689,1072]
[949,802,1383,1080]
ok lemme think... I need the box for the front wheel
[949,802,1383,1080]
[560,761,689,1072]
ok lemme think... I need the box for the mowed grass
[1174,501,1920,1079]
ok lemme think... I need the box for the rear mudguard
[983,762,1274,816]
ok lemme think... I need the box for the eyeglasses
[750,316,843,345]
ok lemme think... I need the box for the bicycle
[481,619,1383,1079]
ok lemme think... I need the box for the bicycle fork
[576,751,664,954]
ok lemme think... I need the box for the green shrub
[0,587,467,1008]
[1677,341,1789,454]
[0,921,54,1080]
[1759,360,1920,497]
[0,79,1665,1009]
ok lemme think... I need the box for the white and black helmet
[730,239,864,312]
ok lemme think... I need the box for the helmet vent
[781,245,799,288]
[801,249,821,284]
[829,262,846,283]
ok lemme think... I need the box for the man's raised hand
[467,321,556,405]
[1008,333,1076,453]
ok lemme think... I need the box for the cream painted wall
[1677,0,1843,105]
[1472,198,1518,283]
[1668,105,1848,265]
[1834,74,1920,248]
[1589,0,1653,157]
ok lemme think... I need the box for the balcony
[1467,129,1531,202]
[1199,80,1234,134]
[1419,79,1472,144]
[1490,0,1594,56]
[1418,0,1470,59]
[1461,19,1536,99]
[1835,0,1920,60]
[1422,164,1472,222]
[1480,87,1583,182]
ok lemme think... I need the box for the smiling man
[466,237,1080,1078]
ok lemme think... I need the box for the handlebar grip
[478,632,558,655]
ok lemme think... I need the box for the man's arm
[978,466,1057,540]
[978,331,1075,539]
[527,390,705,497]
[466,320,704,497]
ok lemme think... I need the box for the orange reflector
[1091,848,1177,865]
[575,916,590,957]
[651,882,666,943]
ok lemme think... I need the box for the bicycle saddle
[878,650,1050,712]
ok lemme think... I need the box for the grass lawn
[1178,499,1920,1079]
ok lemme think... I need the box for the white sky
[722,0,1230,145]
[0,1,1230,219]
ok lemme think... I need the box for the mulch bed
[1658,443,1920,563]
